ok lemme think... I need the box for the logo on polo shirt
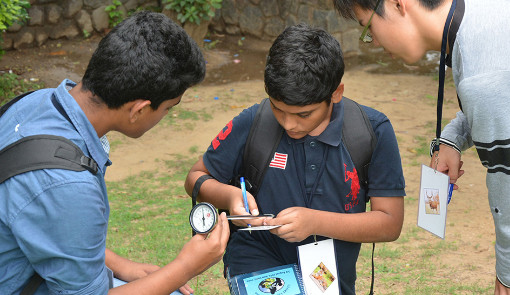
[344,163,360,211]
[212,120,233,150]
[269,152,288,169]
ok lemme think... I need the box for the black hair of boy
[82,10,205,110]
[333,0,444,20]
[264,23,344,106]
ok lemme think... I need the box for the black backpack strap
[20,273,43,295]
[0,134,98,184]
[341,97,377,188]
[242,98,284,196]
[0,91,34,118]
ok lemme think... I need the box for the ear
[128,100,152,123]
[390,0,407,15]
[331,83,344,104]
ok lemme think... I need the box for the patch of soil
[0,33,495,293]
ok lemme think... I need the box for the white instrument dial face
[190,203,218,234]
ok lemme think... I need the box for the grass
[356,237,492,294]
[106,155,230,294]
[161,105,213,128]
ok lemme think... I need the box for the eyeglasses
[359,0,383,43]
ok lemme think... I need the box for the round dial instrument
[189,202,218,234]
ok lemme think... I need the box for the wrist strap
[429,137,461,157]
[192,175,214,206]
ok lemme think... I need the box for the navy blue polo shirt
[203,99,405,295]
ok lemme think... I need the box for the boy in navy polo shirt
[185,23,405,294]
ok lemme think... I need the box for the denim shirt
[0,80,112,294]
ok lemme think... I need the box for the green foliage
[105,0,125,28]
[0,0,29,31]
[163,0,222,25]
[0,0,30,57]
[0,72,44,104]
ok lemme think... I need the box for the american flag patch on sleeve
[269,152,288,169]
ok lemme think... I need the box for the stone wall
[211,0,360,54]
[2,0,157,50]
[2,0,360,55]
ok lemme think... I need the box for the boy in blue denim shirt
[0,11,229,295]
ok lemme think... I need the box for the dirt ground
[0,33,496,292]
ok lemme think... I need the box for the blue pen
[447,183,454,204]
[240,177,251,228]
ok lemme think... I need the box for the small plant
[105,0,125,28]
[0,0,30,57]
[0,0,29,31]
[163,0,222,25]
[82,29,91,38]
[0,72,44,105]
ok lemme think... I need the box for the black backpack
[0,91,99,295]
[239,97,376,196]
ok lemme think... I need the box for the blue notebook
[228,264,306,295]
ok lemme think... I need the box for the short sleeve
[364,108,406,197]
[203,105,259,183]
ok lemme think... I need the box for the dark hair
[264,23,344,106]
[333,0,444,20]
[82,10,205,110]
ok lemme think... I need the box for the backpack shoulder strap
[242,98,284,196]
[0,134,98,184]
[341,97,378,295]
[0,90,98,184]
[341,97,377,188]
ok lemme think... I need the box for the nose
[280,114,298,131]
